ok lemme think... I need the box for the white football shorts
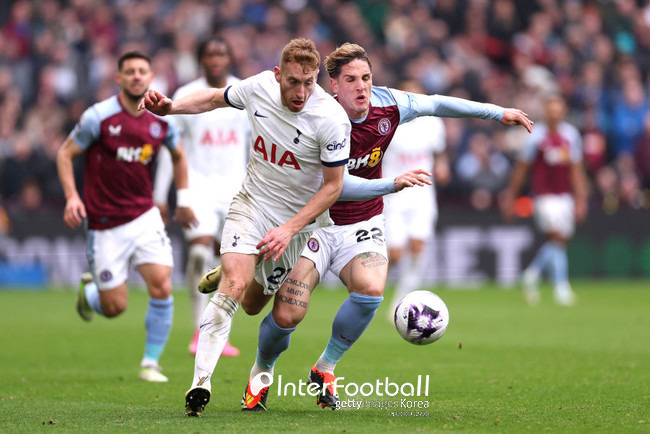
[86,206,173,291]
[182,197,230,242]
[534,193,575,238]
[221,193,311,295]
[302,214,387,281]
[384,196,437,248]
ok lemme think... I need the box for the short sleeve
[319,117,351,167]
[518,128,541,163]
[162,117,181,150]
[70,107,101,150]
[566,125,583,163]
[224,79,252,110]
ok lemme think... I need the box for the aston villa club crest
[149,121,162,138]
[307,237,319,252]
[377,118,391,136]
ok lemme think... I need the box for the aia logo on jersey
[254,136,301,170]
[346,146,383,170]
[200,129,239,146]
[116,144,154,165]
[378,118,391,135]
[149,121,163,139]
[307,237,319,252]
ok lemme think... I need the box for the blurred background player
[153,36,248,357]
[500,94,588,306]
[383,80,451,316]
[56,51,197,382]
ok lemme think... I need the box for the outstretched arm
[339,169,432,201]
[404,93,534,133]
[138,88,229,116]
[500,108,534,133]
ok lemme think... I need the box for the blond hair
[280,38,321,72]
[325,43,372,78]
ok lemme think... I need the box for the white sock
[186,244,214,330]
[250,361,273,379]
[140,357,159,369]
[191,293,238,391]
[396,250,426,299]
[314,356,336,374]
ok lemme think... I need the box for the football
[394,290,449,345]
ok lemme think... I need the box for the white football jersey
[174,76,250,202]
[383,115,445,209]
[152,76,250,206]
[225,70,350,231]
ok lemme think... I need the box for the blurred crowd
[1,0,650,222]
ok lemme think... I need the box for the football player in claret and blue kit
[57,51,197,383]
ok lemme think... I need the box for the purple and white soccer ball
[394,290,449,345]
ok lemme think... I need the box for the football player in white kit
[140,38,352,417]
[383,80,451,315]
[153,37,248,357]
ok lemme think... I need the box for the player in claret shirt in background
[153,36,248,358]
[240,42,534,412]
[56,51,197,383]
[500,94,588,307]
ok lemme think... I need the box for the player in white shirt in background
[153,36,248,357]
[383,81,451,316]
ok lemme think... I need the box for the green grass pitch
[1,280,649,433]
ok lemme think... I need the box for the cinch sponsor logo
[347,146,383,170]
[254,136,301,169]
[327,138,347,151]
[116,144,154,164]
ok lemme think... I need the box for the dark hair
[325,43,371,79]
[118,51,151,70]
[197,36,233,61]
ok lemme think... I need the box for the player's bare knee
[102,302,126,318]
[388,249,403,264]
[351,282,385,298]
[218,275,248,301]
[148,280,172,299]
[241,298,265,315]
[273,305,305,328]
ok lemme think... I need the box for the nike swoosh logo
[205,270,217,281]
[254,110,267,118]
